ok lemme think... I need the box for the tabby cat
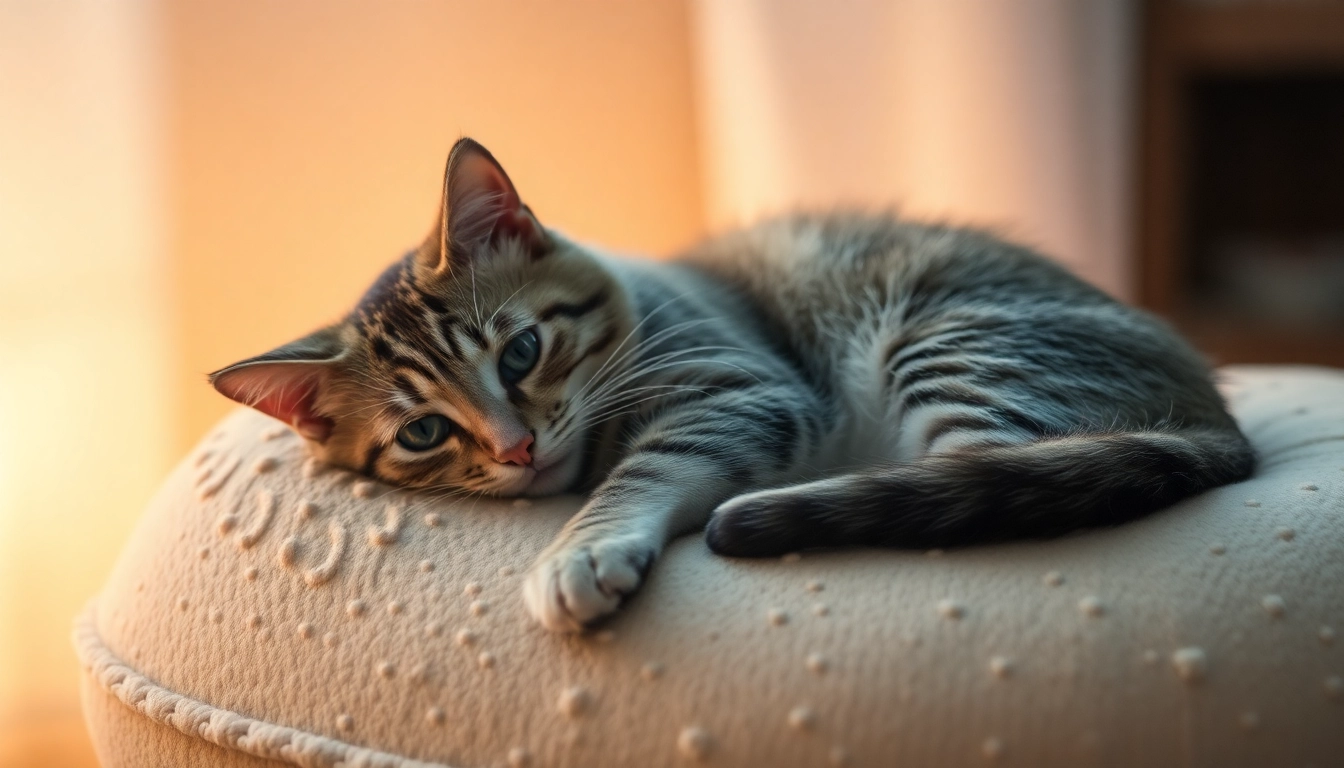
[212,138,1254,632]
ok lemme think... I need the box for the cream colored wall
[1,2,1141,764]
[0,1,171,765]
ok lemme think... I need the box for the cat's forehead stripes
[425,314,464,360]
[352,258,469,362]
[390,374,426,407]
[539,289,608,322]
[367,334,443,387]
[414,287,450,315]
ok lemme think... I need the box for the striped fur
[212,140,1253,633]
[686,216,1254,558]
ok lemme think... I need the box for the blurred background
[1,1,1341,765]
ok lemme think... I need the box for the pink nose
[494,434,534,466]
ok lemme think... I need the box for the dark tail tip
[705,494,812,558]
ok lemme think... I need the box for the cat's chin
[521,449,584,497]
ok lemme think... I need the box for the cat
[211,138,1255,632]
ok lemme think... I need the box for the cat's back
[678,212,1113,356]
[676,213,1231,437]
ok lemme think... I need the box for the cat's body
[212,139,1254,632]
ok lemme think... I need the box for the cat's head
[211,138,632,496]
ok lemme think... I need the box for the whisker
[575,351,760,413]
[488,280,534,329]
[568,294,701,403]
[572,341,749,412]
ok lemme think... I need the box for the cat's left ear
[418,138,550,277]
[209,326,346,443]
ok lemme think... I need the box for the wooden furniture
[1138,0,1344,366]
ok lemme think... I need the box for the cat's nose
[493,434,534,466]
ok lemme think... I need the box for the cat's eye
[499,328,541,385]
[396,414,452,451]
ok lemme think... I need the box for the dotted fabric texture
[78,366,1344,767]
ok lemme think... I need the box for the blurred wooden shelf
[1178,316,1344,368]
[1168,1,1344,70]
[1138,0,1344,369]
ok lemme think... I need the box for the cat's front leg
[522,463,719,632]
[522,516,663,633]
[523,379,820,631]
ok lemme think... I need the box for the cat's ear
[417,138,550,276]
[209,326,346,443]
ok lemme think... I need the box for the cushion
[77,366,1344,767]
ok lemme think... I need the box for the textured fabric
[78,366,1344,767]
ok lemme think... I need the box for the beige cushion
[78,366,1344,767]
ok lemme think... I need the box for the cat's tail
[704,428,1255,556]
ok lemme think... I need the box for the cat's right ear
[417,138,550,277]
[209,326,346,443]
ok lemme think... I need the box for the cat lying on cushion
[211,138,1254,632]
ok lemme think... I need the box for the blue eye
[499,329,540,385]
[396,414,452,451]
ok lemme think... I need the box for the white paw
[523,535,657,633]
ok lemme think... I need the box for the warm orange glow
[2,2,1140,765]
[1,3,701,765]
[1,3,171,766]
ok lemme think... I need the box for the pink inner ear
[447,148,547,258]
[454,151,520,210]
[213,364,334,443]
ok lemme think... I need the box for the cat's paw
[523,535,657,632]
[705,489,811,557]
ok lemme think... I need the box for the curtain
[689,0,1137,299]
